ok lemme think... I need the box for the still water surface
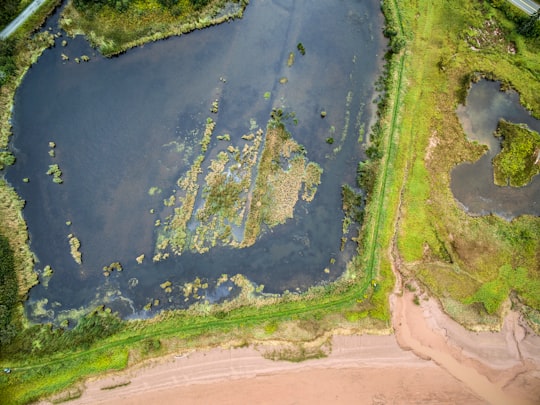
[452,80,540,219]
[7,0,385,321]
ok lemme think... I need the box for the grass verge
[394,0,540,329]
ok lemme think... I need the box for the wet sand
[58,280,540,405]
[68,335,483,405]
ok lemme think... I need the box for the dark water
[451,80,540,219]
[7,0,385,322]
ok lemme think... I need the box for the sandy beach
[56,278,540,405]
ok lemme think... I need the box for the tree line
[0,234,18,347]
[73,0,211,13]
[0,0,21,31]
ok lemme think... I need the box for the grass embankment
[395,0,540,329]
[0,1,402,403]
[61,0,249,56]
[1,276,391,404]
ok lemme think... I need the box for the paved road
[508,0,540,15]
[0,0,49,39]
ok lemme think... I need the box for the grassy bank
[1,274,393,404]
[61,0,249,56]
[394,0,540,330]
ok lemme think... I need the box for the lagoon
[452,80,540,219]
[7,0,385,322]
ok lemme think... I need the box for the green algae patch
[492,120,540,187]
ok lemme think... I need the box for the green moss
[492,119,540,187]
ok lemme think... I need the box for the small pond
[7,0,386,322]
[452,80,540,219]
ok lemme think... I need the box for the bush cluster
[0,38,17,87]
[73,0,211,13]
[381,0,406,53]
[0,0,20,30]
[487,0,540,38]
[0,235,18,347]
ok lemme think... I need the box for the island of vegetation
[0,0,539,404]
[154,109,322,258]
[61,0,249,56]
[492,119,540,187]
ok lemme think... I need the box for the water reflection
[452,80,540,219]
[7,0,385,321]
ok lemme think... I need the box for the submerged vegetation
[492,119,540,187]
[155,110,322,256]
[242,122,322,245]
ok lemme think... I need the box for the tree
[0,0,19,29]
[0,235,17,347]
[518,9,540,37]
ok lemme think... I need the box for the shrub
[0,151,15,169]
[0,235,17,347]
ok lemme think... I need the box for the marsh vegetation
[492,120,540,187]
[155,112,322,256]
[394,0,540,329]
[5,0,539,402]
[61,0,249,56]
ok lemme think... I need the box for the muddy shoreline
[41,266,540,404]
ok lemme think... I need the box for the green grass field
[395,0,540,328]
